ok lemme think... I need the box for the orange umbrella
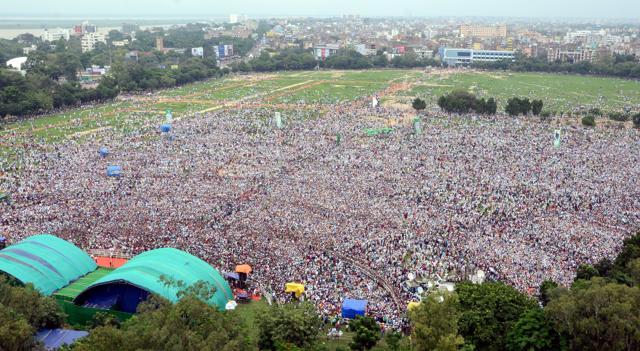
[235,264,252,274]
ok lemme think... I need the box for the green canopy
[74,248,233,310]
[0,234,97,296]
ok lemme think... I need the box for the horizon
[4,0,640,20]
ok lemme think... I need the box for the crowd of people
[1,97,639,327]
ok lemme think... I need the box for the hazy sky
[6,0,640,19]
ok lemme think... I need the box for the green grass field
[1,69,638,163]
[407,71,640,112]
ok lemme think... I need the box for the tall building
[81,32,107,53]
[41,28,71,42]
[460,24,507,39]
[156,36,164,51]
[439,48,515,66]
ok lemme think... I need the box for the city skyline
[5,0,640,19]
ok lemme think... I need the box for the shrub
[632,113,640,128]
[608,112,629,122]
[582,115,596,127]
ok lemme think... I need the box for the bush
[632,113,640,128]
[505,97,533,116]
[582,115,596,127]
[437,90,496,114]
[412,98,427,112]
[608,112,629,122]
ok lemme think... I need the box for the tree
[410,290,464,351]
[73,285,248,351]
[384,331,403,351]
[0,304,37,351]
[581,115,596,127]
[456,281,538,351]
[531,100,544,116]
[539,280,558,306]
[545,277,640,351]
[505,308,562,351]
[257,302,321,350]
[348,316,381,351]
[505,97,532,116]
[633,113,640,128]
[486,97,498,115]
[0,276,65,329]
[575,264,599,282]
[412,97,427,112]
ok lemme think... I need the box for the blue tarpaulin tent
[35,329,89,350]
[106,166,122,177]
[224,272,240,280]
[341,298,367,318]
[160,124,172,133]
[99,147,109,157]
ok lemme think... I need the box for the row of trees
[436,90,498,114]
[504,97,544,116]
[231,49,439,73]
[474,54,640,79]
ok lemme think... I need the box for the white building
[6,57,28,75]
[41,28,70,42]
[81,32,107,53]
[313,43,340,60]
[439,48,515,66]
[229,14,247,24]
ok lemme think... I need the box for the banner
[413,117,422,135]
[275,112,283,129]
[372,96,378,108]
[554,129,561,148]
[165,109,173,122]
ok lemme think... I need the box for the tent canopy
[235,264,252,274]
[341,298,367,319]
[106,166,122,177]
[36,329,89,350]
[285,282,305,297]
[0,234,97,296]
[74,248,232,312]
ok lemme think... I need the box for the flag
[275,112,283,129]
[554,129,561,148]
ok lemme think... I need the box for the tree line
[231,48,439,73]
[473,54,640,79]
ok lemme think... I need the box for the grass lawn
[408,71,640,112]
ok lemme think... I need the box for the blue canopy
[106,165,122,177]
[341,298,367,319]
[224,272,240,280]
[35,329,89,350]
[98,147,109,157]
[160,124,172,133]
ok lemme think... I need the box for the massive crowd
[1,100,639,327]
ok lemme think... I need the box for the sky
[5,0,640,19]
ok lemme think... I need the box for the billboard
[191,47,204,57]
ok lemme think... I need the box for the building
[6,57,28,75]
[156,36,164,51]
[547,48,595,63]
[121,23,139,34]
[460,24,507,39]
[81,32,107,53]
[229,14,247,24]
[78,65,110,83]
[41,28,70,42]
[355,44,377,56]
[439,48,515,66]
[313,43,341,60]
